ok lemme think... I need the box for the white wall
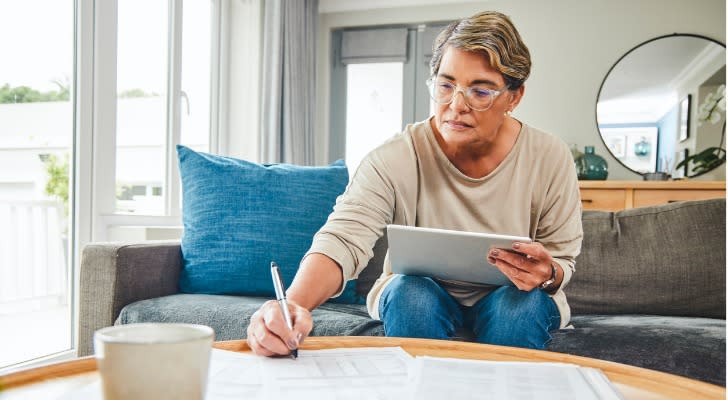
[315,0,726,180]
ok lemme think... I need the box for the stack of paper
[23,347,622,399]
[407,356,623,400]
[207,347,623,400]
[255,347,412,400]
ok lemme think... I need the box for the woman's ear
[507,85,525,112]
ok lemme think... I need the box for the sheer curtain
[259,0,318,165]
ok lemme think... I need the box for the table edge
[0,336,724,399]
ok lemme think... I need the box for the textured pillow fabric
[177,145,362,304]
[568,198,726,318]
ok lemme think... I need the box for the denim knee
[471,286,560,349]
[379,275,462,339]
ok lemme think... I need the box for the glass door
[0,0,74,368]
[344,63,404,173]
[330,23,450,169]
[114,0,212,216]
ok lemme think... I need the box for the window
[0,0,74,369]
[115,0,212,215]
[330,24,449,167]
[115,0,169,215]
[86,0,220,248]
[0,0,223,370]
[344,63,403,173]
[180,1,212,152]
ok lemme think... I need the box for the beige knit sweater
[306,117,583,328]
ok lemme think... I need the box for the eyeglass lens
[428,81,498,111]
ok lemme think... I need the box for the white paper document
[259,347,413,400]
[205,348,264,400]
[408,356,623,400]
[3,347,624,400]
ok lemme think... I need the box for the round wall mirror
[596,34,726,179]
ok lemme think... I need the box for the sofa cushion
[117,294,384,339]
[549,314,726,386]
[177,145,362,303]
[568,198,726,318]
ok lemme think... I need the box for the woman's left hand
[488,241,560,291]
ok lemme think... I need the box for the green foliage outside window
[118,88,159,98]
[42,153,70,216]
[0,81,157,104]
[0,80,69,103]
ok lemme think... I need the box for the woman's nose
[449,90,470,112]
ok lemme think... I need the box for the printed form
[37,347,411,400]
[7,347,624,400]
[259,347,413,400]
[205,349,264,400]
[408,356,623,400]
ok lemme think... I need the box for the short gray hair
[430,11,531,90]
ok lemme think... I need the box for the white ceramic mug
[94,323,214,400]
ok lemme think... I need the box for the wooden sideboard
[579,180,726,211]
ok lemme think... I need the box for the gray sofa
[78,198,726,386]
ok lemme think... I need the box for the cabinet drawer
[633,189,726,208]
[579,189,627,211]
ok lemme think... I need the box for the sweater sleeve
[304,136,411,297]
[535,140,584,291]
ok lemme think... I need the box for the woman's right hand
[246,299,313,357]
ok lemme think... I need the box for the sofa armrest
[77,241,182,356]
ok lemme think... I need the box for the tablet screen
[387,225,532,286]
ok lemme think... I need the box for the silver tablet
[386,225,532,286]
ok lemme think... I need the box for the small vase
[634,138,651,156]
[569,143,584,161]
[576,146,608,180]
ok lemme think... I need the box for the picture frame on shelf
[679,95,691,142]
[674,148,689,179]
[606,135,626,158]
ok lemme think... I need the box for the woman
[247,10,583,357]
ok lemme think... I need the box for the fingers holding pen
[249,302,288,355]
[273,301,312,351]
[289,304,313,346]
[247,306,277,356]
[247,300,313,357]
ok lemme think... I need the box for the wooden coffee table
[1,336,724,399]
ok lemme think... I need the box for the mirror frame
[594,33,726,178]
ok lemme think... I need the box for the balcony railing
[0,200,67,312]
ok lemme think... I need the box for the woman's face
[432,46,523,148]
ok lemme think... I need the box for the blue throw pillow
[177,145,362,304]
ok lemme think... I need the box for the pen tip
[291,349,298,359]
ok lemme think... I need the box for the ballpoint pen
[270,261,298,359]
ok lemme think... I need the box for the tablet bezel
[386,225,533,286]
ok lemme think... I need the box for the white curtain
[259,0,318,165]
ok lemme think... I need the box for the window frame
[86,0,225,245]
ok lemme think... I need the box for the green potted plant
[675,84,726,176]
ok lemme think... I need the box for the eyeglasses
[426,78,505,111]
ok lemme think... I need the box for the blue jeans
[379,275,560,349]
